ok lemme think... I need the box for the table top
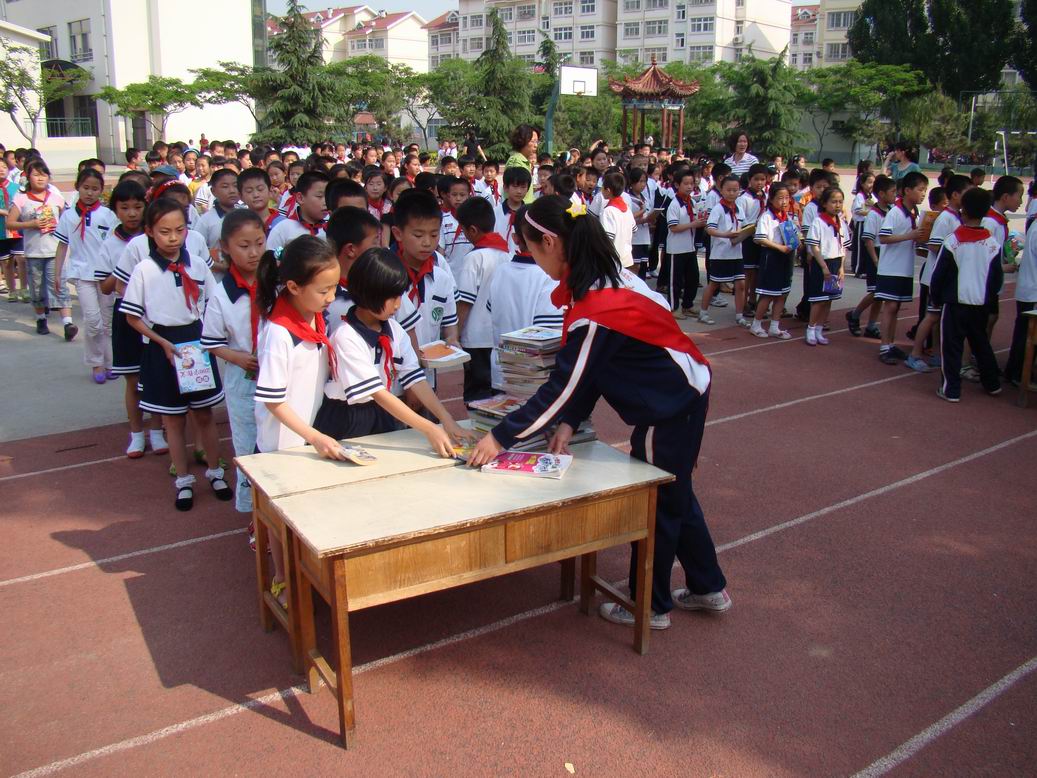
[272,440,673,558]
[235,427,458,500]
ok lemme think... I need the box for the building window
[802,52,813,66]
[461,15,468,29]
[675,4,686,20]
[430,34,439,47]
[687,16,714,33]
[734,47,743,62]
[519,53,536,63]
[687,44,713,62]
[623,22,641,37]
[645,20,668,36]
[470,14,483,28]
[826,42,850,61]
[431,54,440,68]
[581,0,596,13]
[554,25,573,41]
[579,50,595,65]
[37,27,57,59]
[791,32,798,45]
[736,0,744,6]
[500,7,513,21]
[506,31,513,45]
[646,0,668,9]
[68,18,91,62]
[688,0,713,4]
[553,1,573,15]
[580,24,595,40]
[440,32,452,44]
[353,38,367,50]
[790,53,798,66]
[541,16,551,30]
[827,11,856,30]
[645,46,667,63]
[735,21,743,35]
[517,4,536,20]
[802,32,814,45]
[461,38,468,53]
[517,29,536,44]
[623,0,641,11]
[674,32,685,48]
[471,36,484,51]
[370,37,384,49]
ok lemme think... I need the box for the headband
[148,180,180,203]
[524,212,556,238]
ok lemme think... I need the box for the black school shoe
[175,486,194,511]
[208,473,234,501]
[845,311,862,337]
[879,350,900,365]
[36,319,49,335]
[64,322,78,341]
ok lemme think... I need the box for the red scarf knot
[377,332,395,387]
[769,206,788,222]
[985,208,1008,228]
[406,255,436,303]
[820,212,842,238]
[163,251,201,313]
[268,293,337,381]
[228,263,259,351]
[474,233,510,252]
[291,211,325,236]
[606,196,628,213]
[76,200,101,239]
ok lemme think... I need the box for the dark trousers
[1004,300,1037,382]
[794,247,811,319]
[462,347,494,404]
[940,303,1001,399]
[669,251,699,310]
[627,391,727,614]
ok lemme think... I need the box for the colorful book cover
[173,340,216,394]
[480,451,573,479]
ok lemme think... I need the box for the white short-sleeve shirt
[120,249,215,327]
[324,310,424,403]
[755,209,790,246]
[113,231,212,284]
[325,282,420,337]
[266,217,326,252]
[736,191,766,226]
[878,203,918,278]
[707,202,743,259]
[805,214,851,259]
[201,273,256,354]
[54,204,118,281]
[666,197,697,255]
[600,201,636,268]
[923,208,962,286]
[408,252,458,348]
[457,245,511,348]
[94,228,137,283]
[440,210,473,280]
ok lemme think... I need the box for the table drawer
[504,490,649,562]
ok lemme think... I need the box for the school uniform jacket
[929,228,1003,307]
[324,308,424,404]
[54,204,118,281]
[201,272,257,354]
[120,249,215,327]
[457,245,511,349]
[491,270,711,450]
[254,318,330,452]
[1017,220,1037,303]
[325,281,419,337]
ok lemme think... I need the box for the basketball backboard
[559,65,598,97]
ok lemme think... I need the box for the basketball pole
[545,77,561,156]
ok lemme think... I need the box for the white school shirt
[630,190,651,246]
[120,249,215,327]
[860,205,887,260]
[851,192,874,224]
[324,313,424,404]
[1026,198,1037,228]
[94,228,137,283]
[589,190,633,218]
[407,251,459,348]
[112,231,212,285]
[477,180,502,207]
[801,200,819,236]
[54,204,118,281]
[492,201,523,255]
[706,202,743,259]
[325,282,420,337]
[1016,219,1037,303]
[485,255,564,390]
[981,208,1009,258]
[457,245,511,348]
[878,203,918,278]
[755,208,791,247]
[702,187,722,214]
[601,200,636,269]
[666,197,697,254]
[923,208,963,286]
[194,203,238,249]
[805,215,851,259]
[253,319,330,452]
[201,273,256,354]
[266,217,326,252]
[736,190,766,227]
[193,183,214,212]
[277,189,297,217]
[440,210,473,280]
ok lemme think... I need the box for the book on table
[480,451,574,479]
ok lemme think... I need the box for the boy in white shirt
[666,169,708,317]
[599,171,636,270]
[266,171,329,251]
[493,167,532,256]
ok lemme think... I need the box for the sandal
[769,329,792,340]
[270,579,288,609]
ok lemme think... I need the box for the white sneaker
[769,328,792,340]
[149,429,169,455]
[711,297,728,308]
[672,588,732,613]
[698,312,716,325]
[750,324,768,338]
[126,432,146,459]
[735,316,752,328]
[598,602,671,630]
[816,331,830,345]
[805,328,818,346]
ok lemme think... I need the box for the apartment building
[816,0,857,64]
[1,0,264,163]
[788,4,818,70]
[345,11,430,72]
[426,11,460,69]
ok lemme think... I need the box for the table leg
[579,552,596,615]
[1019,318,1036,408]
[293,540,320,693]
[253,496,274,633]
[329,557,357,748]
[283,527,303,675]
[632,487,658,656]
[559,558,576,601]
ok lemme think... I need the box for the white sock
[769,321,782,334]
[149,428,166,441]
[62,316,72,325]
[36,312,46,320]
[175,474,195,489]
[130,431,145,443]
[206,466,225,481]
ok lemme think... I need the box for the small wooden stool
[1018,310,1037,408]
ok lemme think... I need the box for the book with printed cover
[480,451,573,479]
[173,340,217,394]
[499,326,563,347]
[419,340,470,369]
[779,219,801,251]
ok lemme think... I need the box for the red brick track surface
[2,287,1035,777]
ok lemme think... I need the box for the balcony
[24,117,96,138]
[69,48,93,63]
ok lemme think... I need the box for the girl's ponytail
[256,249,281,317]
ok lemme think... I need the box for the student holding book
[467,195,730,631]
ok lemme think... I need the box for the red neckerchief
[720,198,739,228]
[488,180,499,203]
[578,191,588,204]
[290,210,325,236]
[378,331,395,387]
[154,246,200,313]
[769,205,788,223]
[985,208,1008,228]
[283,192,298,217]
[368,196,386,216]
[405,174,416,185]
[406,255,436,303]
[677,193,695,220]
[264,208,278,234]
[753,189,766,210]
[474,233,509,252]
[606,196,628,213]
[550,277,709,367]
[820,212,842,239]
[26,189,51,205]
[954,226,991,243]
[268,293,336,380]
[895,198,917,229]
[228,263,259,351]
[467,176,476,194]
[76,200,102,239]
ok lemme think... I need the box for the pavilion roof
[607,55,700,99]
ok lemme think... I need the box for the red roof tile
[607,56,700,99]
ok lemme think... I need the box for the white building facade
[1,0,265,164]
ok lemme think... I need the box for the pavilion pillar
[677,107,685,155]
[660,107,666,148]
[622,105,629,146]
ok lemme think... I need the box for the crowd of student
[2,127,1034,629]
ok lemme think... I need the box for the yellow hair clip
[566,202,587,218]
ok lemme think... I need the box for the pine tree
[717,50,804,158]
[475,10,532,153]
[1011,0,1037,87]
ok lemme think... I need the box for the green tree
[475,9,532,155]
[532,32,562,116]
[98,76,201,141]
[400,71,439,150]
[251,0,337,145]
[717,49,804,158]
[847,0,933,73]
[663,62,732,153]
[899,90,969,155]
[1011,0,1037,87]
[326,56,409,135]
[425,58,484,136]
[0,37,91,146]
[190,62,261,126]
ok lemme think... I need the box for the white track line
[12,427,1037,777]
[851,655,1037,778]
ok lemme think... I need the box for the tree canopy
[98,76,201,141]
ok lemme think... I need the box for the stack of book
[467,395,596,453]
[498,326,563,399]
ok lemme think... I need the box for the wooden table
[1018,309,1037,408]
[249,436,672,748]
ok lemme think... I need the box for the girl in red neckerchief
[467,195,731,629]
[803,187,851,346]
